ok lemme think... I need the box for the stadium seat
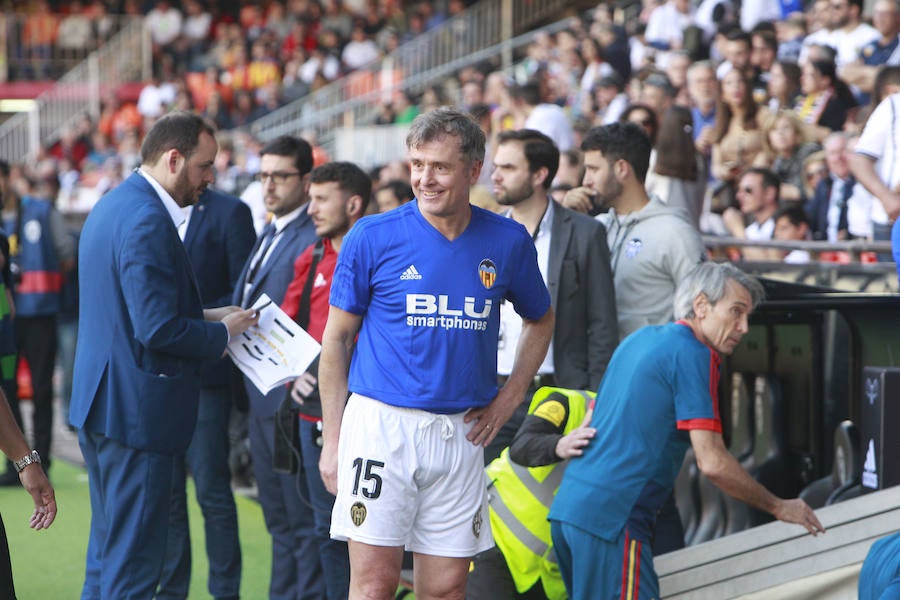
[690,473,728,543]
[728,372,754,461]
[719,372,756,534]
[674,448,700,545]
[800,420,862,508]
[745,376,794,526]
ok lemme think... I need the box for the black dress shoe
[0,470,20,487]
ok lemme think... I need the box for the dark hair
[584,37,605,62]
[582,122,652,183]
[510,81,542,106]
[140,111,216,165]
[873,65,900,104]
[559,149,584,184]
[849,0,864,11]
[808,59,856,106]
[469,103,492,123]
[742,166,781,203]
[752,29,778,53]
[377,179,414,204]
[309,161,372,203]
[620,103,659,145]
[496,128,560,188]
[725,29,752,47]
[713,72,759,143]
[260,135,314,176]
[774,205,809,228]
[809,59,837,85]
[0,160,8,178]
[406,106,486,164]
[654,106,698,181]
[750,20,777,34]
[773,60,802,104]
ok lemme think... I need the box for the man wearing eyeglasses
[233,135,323,599]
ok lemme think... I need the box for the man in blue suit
[70,112,259,600]
[158,187,256,600]
[234,135,321,600]
[805,133,854,241]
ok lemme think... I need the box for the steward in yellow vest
[466,387,595,600]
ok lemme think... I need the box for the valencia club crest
[478,259,497,289]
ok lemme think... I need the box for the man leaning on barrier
[548,262,825,600]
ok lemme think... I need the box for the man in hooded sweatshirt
[566,121,706,340]
[562,121,706,555]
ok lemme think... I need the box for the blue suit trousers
[158,386,242,599]
[249,411,324,600]
[299,418,350,599]
[79,430,175,600]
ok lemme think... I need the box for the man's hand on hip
[464,387,523,447]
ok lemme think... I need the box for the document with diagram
[227,294,320,394]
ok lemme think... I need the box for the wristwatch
[13,450,40,473]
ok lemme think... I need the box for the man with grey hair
[549,262,824,599]
[319,107,554,599]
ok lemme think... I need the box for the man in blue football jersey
[319,107,555,599]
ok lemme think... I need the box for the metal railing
[702,237,898,293]
[0,16,149,162]
[248,0,571,155]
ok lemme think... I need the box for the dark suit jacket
[233,206,317,417]
[69,173,229,454]
[805,176,853,241]
[184,188,255,387]
[547,201,619,390]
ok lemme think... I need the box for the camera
[273,394,300,474]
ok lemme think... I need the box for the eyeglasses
[255,171,302,185]
[805,168,827,180]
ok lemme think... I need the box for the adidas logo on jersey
[313,272,328,287]
[400,265,423,280]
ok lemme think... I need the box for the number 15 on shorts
[351,457,385,499]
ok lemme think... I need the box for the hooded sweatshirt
[599,196,705,339]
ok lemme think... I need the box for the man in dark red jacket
[280,161,371,600]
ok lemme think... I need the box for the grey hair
[405,106,486,165]
[673,262,765,320]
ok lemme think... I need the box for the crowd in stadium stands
[5,0,900,262]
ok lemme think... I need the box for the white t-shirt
[645,1,695,49]
[853,92,900,232]
[498,201,554,376]
[802,24,880,67]
[746,217,775,240]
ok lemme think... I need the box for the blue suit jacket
[184,188,255,387]
[805,176,853,241]
[69,173,229,454]
[233,206,317,417]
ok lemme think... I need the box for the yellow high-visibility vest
[485,387,594,600]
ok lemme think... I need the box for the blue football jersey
[330,201,550,413]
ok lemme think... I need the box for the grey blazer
[546,200,619,390]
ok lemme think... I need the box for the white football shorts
[330,393,493,558]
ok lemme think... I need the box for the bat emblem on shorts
[351,501,367,527]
